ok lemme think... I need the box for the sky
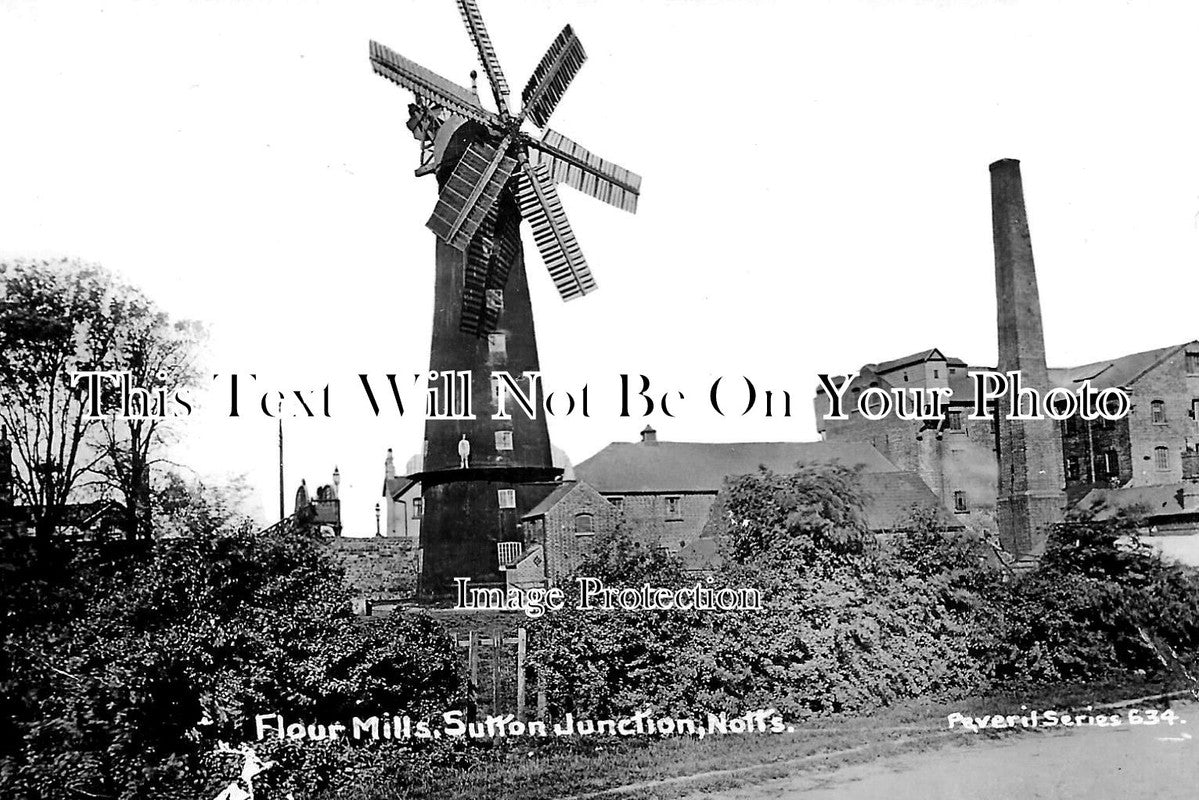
[3,0,1199,534]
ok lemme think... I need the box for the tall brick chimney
[990,159,1065,559]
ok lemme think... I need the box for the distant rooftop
[574,436,898,494]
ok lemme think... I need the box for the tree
[0,258,203,541]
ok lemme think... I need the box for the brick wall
[1124,350,1199,486]
[329,537,420,598]
[524,483,620,584]
[819,403,998,531]
[608,492,715,555]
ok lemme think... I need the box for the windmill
[369,0,641,335]
[369,0,641,593]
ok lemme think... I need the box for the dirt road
[680,702,1197,800]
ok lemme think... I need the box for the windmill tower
[370,1,642,593]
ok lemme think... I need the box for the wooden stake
[491,626,502,712]
[516,627,527,721]
[468,630,479,719]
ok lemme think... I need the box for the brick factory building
[815,340,1199,538]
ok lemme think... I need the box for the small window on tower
[412,498,423,519]
[574,513,594,535]
[497,489,516,509]
[486,289,504,312]
[495,430,513,451]
[953,491,968,513]
[1151,400,1166,424]
[1155,446,1170,470]
[665,496,681,517]
[488,333,506,357]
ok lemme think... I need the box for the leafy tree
[0,258,203,541]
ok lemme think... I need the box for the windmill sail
[369,41,499,127]
[426,138,517,251]
[461,205,522,336]
[460,205,498,336]
[455,0,512,113]
[517,162,595,300]
[481,209,521,331]
[529,130,641,213]
[521,25,586,128]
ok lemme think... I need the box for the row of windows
[1065,446,1174,481]
[599,495,680,515]
[409,492,680,520]
[942,395,1199,433]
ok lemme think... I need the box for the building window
[608,496,624,512]
[488,333,506,357]
[574,513,594,535]
[933,369,940,378]
[486,289,504,312]
[412,498,423,519]
[946,410,963,431]
[495,430,513,451]
[497,489,516,509]
[1151,400,1166,424]
[1066,457,1080,481]
[1098,450,1119,478]
[953,491,967,513]
[1187,351,1199,375]
[1155,446,1170,470]
[664,496,681,517]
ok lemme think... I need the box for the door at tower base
[418,476,560,595]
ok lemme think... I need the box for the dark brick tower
[990,159,1066,558]
[415,186,560,595]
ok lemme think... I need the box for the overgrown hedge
[0,525,463,800]
[528,466,1199,722]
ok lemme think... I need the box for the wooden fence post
[515,627,527,721]
[491,626,502,713]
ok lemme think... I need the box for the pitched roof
[829,341,1198,407]
[1047,342,1195,392]
[870,348,949,374]
[522,482,581,519]
[1077,483,1196,521]
[857,471,958,531]
[574,440,899,494]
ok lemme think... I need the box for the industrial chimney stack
[990,159,1066,559]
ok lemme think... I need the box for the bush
[0,523,462,800]
[528,467,1199,727]
[984,510,1199,685]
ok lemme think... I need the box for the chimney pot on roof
[640,425,658,445]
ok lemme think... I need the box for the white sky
[3,0,1199,534]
